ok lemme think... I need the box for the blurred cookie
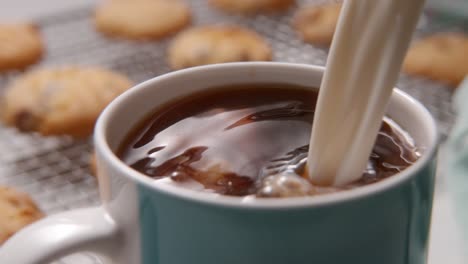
[0,186,43,244]
[168,25,272,69]
[94,0,191,40]
[0,23,44,72]
[1,67,133,138]
[90,151,97,177]
[403,33,468,86]
[209,0,295,14]
[292,3,342,46]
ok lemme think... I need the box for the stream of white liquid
[307,0,426,186]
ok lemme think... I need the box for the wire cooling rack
[0,1,466,263]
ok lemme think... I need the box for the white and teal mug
[1,63,438,264]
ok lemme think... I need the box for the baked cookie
[403,33,468,86]
[0,186,43,244]
[94,0,191,40]
[1,67,133,138]
[168,25,272,69]
[0,23,44,72]
[292,3,342,46]
[209,0,295,14]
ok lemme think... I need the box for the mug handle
[0,206,119,264]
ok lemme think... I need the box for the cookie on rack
[94,0,191,40]
[209,0,295,14]
[292,3,342,46]
[168,25,272,69]
[0,23,44,72]
[403,32,468,86]
[0,186,43,244]
[1,66,133,138]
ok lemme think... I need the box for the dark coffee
[119,85,419,197]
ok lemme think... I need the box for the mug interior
[95,62,438,208]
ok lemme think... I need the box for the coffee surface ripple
[119,86,419,197]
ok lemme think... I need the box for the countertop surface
[0,1,466,263]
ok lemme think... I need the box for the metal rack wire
[0,1,465,263]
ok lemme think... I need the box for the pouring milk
[307,0,426,186]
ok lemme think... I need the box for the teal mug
[0,63,438,264]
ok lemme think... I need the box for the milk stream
[307,0,426,186]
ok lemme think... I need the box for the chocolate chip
[238,51,251,61]
[14,110,40,132]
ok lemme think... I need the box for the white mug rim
[94,62,438,209]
